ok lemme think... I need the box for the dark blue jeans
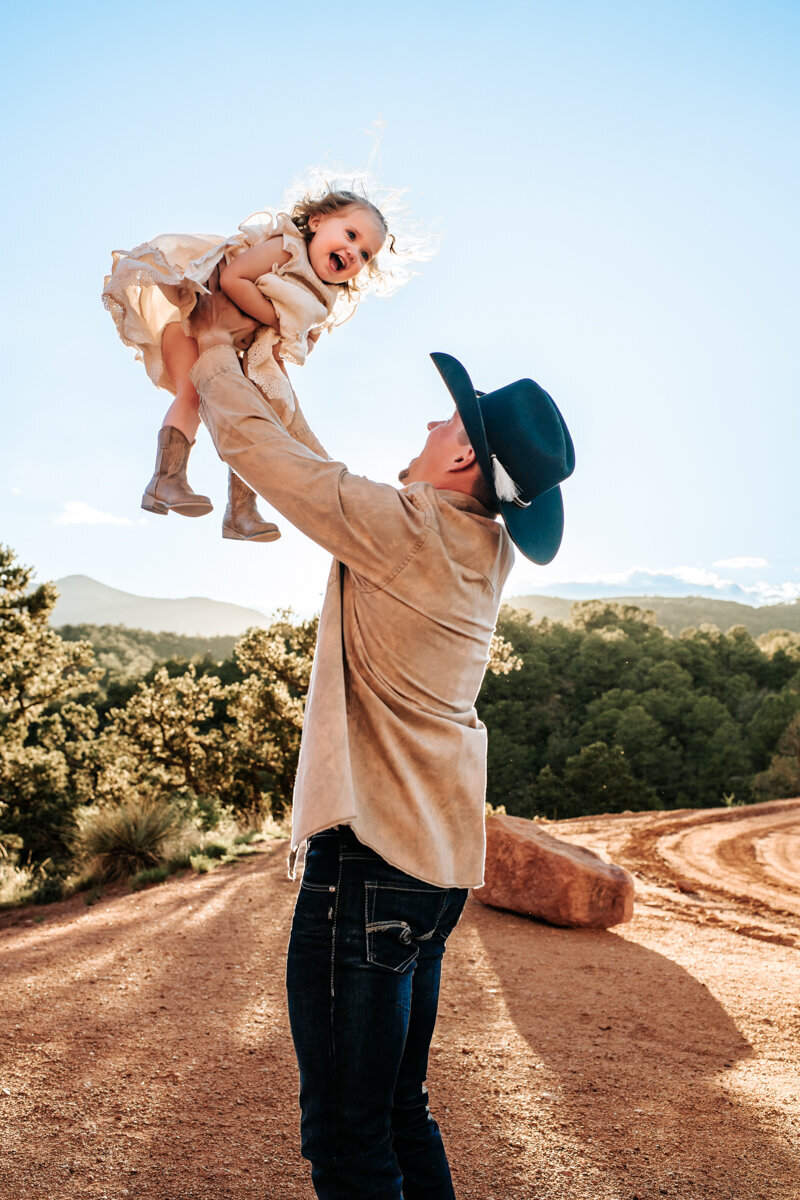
[286,825,468,1200]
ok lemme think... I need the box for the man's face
[398,409,470,486]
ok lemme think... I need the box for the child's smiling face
[307,205,386,284]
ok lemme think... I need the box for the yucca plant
[77,797,186,881]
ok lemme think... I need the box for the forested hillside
[479,602,800,817]
[57,624,239,685]
[510,593,800,637]
[2,546,799,904]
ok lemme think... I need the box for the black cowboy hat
[430,352,575,565]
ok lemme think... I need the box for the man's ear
[451,443,476,472]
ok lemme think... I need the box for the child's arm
[220,238,292,331]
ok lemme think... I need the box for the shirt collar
[436,489,496,519]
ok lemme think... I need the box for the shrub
[227,842,260,856]
[532,742,661,819]
[202,841,229,860]
[0,859,34,909]
[166,848,198,871]
[130,865,170,890]
[31,873,65,905]
[193,794,229,832]
[752,714,800,800]
[76,797,186,881]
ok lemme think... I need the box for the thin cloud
[740,580,800,604]
[511,564,800,608]
[53,502,134,528]
[713,556,768,569]
[533,565,732,589]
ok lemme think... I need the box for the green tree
[532,741,660,819]
[480,601,800,818]
[752,714,800,800]
[224,616,318,815]
[0,547,99,861]
[99,665,229,803]
[746,690,800,770]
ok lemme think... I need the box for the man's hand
[190,267,259,354]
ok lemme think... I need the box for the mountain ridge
[49,575,800,639]
[52,575,268,638]
[509,593,800,637]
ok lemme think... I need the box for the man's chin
[398,468,409,483]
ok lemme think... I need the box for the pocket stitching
[364,884,448,972]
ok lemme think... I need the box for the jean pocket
[300,878,337,894]
[300,833,340,893]
[365,882,448,973]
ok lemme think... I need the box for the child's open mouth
[329,253,345,273]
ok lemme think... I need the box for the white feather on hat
[491,454,522,504]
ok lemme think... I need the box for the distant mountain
[508,594,800,637]
[50,576,800,640]
[52,575,267,637]
[514,570,800,608]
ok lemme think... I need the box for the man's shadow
[442,898,798,1198]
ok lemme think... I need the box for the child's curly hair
[290,187,396,300]
[281,166,437,329]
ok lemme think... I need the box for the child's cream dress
[102,211,340,428]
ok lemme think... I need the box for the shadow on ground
[448,896,798,1199]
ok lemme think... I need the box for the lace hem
[245,331,296,426]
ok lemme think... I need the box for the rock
[474,814,634,928]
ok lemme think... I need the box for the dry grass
[75,797,188,882]
[0,859,34,908]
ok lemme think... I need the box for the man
[189,279,574,1200]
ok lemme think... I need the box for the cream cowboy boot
[141,426,213,517]
[222,470,280,542]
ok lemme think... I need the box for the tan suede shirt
[192,346,515,888]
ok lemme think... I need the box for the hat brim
[430,352,565,565]
[429,353,494,484]
[501,485,564,565]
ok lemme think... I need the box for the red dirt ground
[1,798,799,1200]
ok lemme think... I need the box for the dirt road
[1,799,799,1200]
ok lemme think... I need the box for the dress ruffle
[102,212,339,395]
[244,327,297,427]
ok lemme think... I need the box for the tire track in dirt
[657,805,800,914]
[548,799,800,948]
[752,827,800,894]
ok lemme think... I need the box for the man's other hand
[190,267,259,354]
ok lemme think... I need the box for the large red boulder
[474,814,634,928]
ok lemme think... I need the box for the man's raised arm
[188,278,425,585]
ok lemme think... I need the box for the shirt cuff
[189,343,241,391]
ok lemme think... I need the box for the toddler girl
[103,188,392,541]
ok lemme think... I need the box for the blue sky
[2,1,798,617]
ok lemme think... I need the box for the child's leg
[161,322,201,441]
[141,322,211,517]
[218,339,287,543]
